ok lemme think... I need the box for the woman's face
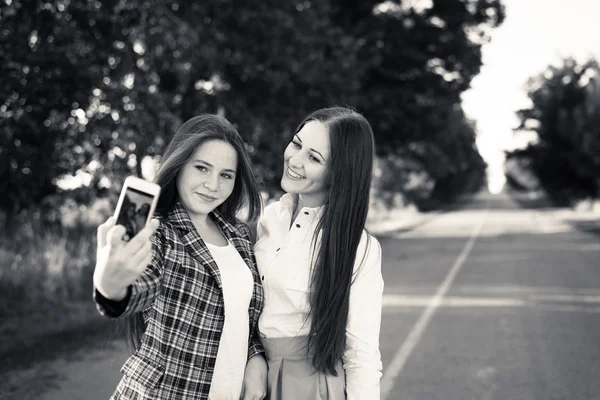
[176,139,238,219]
[281,120,330,207]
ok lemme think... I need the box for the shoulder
[151,214,177,246]
[359,231,382,256]
[262,200,282,219]
[234,221,253,241]
[155,214,172,233]
[354,231,382,274]
[257,200,284,228]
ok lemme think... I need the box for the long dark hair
[123,114,262,351]
[300,107,375,375]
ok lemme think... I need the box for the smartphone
[113,176,161,242]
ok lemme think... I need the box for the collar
[278,193,326,220]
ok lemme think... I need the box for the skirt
[261,336,346,400]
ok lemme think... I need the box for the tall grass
[0,222,94,313]
[1,197,115,312]
[0,196,114,354]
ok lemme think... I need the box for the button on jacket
[254,194,384,399]
[94,201,264,400]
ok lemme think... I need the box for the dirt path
[1,327,128,400]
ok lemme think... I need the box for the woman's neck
[296,193,326,210]
[191,213,228,246]
[291,193,326,222]
[190,213,211,233]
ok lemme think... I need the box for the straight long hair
[123,114,262,351]
[300,107,376,375]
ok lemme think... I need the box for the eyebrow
[294,135,326,160]
[194,160,236,174]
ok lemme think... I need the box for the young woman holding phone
[93,114,267,400]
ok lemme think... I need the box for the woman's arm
[343,235,384,400]
[241,217,268,399]
[241,352,268,400]
[236,220,267,360]
[94,218,166,319]
[247,328,266,360]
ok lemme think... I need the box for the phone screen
[116,187,156,241]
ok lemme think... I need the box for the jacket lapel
[168,202,223,290]
[180,229,223,290]
[166,202,262,323]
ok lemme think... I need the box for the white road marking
[453,285,600,296]
[380,209,489,399]
[382,293,600,311]
[382,295,526,307]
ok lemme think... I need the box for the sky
[461,0,600,193]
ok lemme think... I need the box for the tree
[507,58,600,204]
[1,0,505,212]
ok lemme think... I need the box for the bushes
[0,197,112,316]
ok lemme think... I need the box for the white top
[254,193,384,400]
[205,240,253,400]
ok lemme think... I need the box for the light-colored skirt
[261,336,346,400]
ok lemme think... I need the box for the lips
[197,193,217,202]
[286,167,305,180]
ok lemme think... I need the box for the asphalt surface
[4,191,600,400]
[380,192,600,400]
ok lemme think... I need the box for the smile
[197,193,217,202]
[286,168,305,180]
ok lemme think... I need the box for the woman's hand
[240,353,268,400]
[93,217,159,300]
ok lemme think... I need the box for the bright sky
[462,0,600,193]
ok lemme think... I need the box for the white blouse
[205,240,253,400]
[254,194,384,400]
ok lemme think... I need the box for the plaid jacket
[95,201,264,399]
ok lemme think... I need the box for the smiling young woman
[254,107,384,400]
[92,114,268,400]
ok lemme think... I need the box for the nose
[203,172,219,192]
[288,152,304,169]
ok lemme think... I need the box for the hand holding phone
[93,177,162,300]
[94,217,159,300]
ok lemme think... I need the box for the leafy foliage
[1,0,504,212]
[506,58,600,204]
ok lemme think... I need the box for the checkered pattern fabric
[96,201,264,399]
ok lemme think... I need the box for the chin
[185,198,222,216]
[280,177,299,194]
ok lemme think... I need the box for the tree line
[505,57,600,205]
[1,0,505,213]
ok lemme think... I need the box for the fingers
[130,240,153,274]
[127,219,160,249]
[107,224,127,247]
[131,233,153,257]
[97,217,116,249]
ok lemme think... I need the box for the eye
[196,165,208,172]
[309,155,321,163]
[221,173,234,180]
[291,140,301,148]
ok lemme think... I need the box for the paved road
[380,192,600,400]
[4,192,600,400]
